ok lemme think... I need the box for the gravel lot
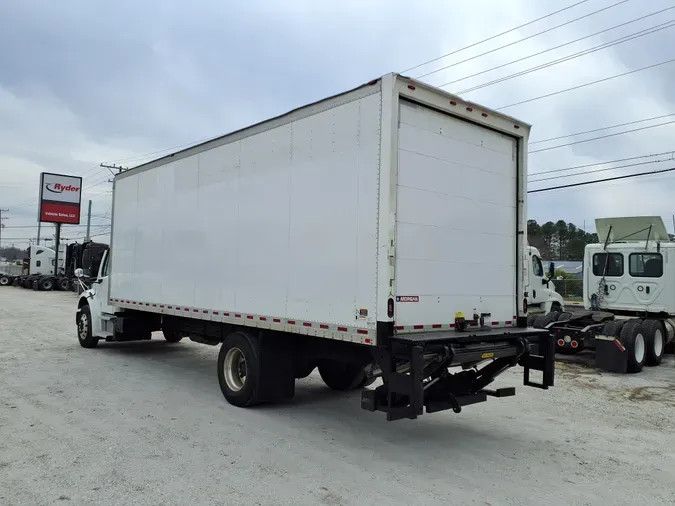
[1,288,675,506]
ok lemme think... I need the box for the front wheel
[162,328,183,343]
[77,305,99,349]
[0,275,11,286]
[318,361,367,391]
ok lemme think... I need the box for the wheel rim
[634,333,645,363]
[0,277,8,285]
[224,347,247,392]
[78,314,89,340]
[653,329,664,357]
[44,281,52,290]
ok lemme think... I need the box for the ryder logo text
[45,183,81,194]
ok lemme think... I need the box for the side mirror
[74,268,84,278]
[548,262,555,279]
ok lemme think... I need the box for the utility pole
[100,163,128,181]
[0,208,8,251]
[85,200,92,241]
[37,221,41,245]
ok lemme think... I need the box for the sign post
[38,172,82,275]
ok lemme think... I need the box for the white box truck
[75,73,554,421]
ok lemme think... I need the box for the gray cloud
[2,0,675,247]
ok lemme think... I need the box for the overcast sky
[1,0,675,248]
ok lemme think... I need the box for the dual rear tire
[604,319,665,373]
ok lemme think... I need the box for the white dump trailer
[75,73,554,421]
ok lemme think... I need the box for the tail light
[387,298,394,318]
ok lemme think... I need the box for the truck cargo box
[108,74,529,346]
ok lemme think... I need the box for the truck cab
[525,245,563,315]
[584,216,675,315]
[28,245,56,275]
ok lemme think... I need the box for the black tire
[40,278,54,291]
[58,278,70,291]
[527,315,538,327]
[533,312,557,329]
[77,305,99,349]
[601,321,623,338]
[551,302,563,313]
[162,328,183,343]
[557,311,573,322]
[217,331,261,407]
[619,321,646,374]
[0,275,11,286]
[318,360,367,391]
[642,319,665,367]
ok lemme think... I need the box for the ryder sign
[38,172,82,224]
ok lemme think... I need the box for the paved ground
[1,288,675,506]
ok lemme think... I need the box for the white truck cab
[525,245,564,315]
[29,245,56,275]
[584,216,675,315]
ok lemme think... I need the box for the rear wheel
[642,319,665,366]
[217,331,261,407]
[58,278,70,291]
[619,321,646,373]
[77,305,99,349]
[318,360,367,391]
[40,278,54,291]
[527,314,538,327]
[162,328,183,343]
[0,275,11,286]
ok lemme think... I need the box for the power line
[456,20,675,94]
[415,0,628,80]
[530,113,675,144]
[529,119,675,153]
[530,157,674,183]
[528,165,675,193]
[400,0,591,75]
[497,56,675,110]
[440,5,675,89]
[529,150,675,176]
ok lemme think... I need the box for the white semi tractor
[533,216,674,373]
[525,245,564,318]
[74,73,554,421]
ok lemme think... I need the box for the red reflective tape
[192,309,198,312]
[185,308,190,312]
[235,314,241,318]
[247,315,254,320]
[288,320,296,325]
[153,304,157,307]
[357,329,369,335]
[492,321,499,326]
[432,324,442,329]
[213,311,219,315]
[203,310,208,314]
[394,326,404,331]
[449,323,456,328]
[132,301,137,305]
[273,318,281,323]
[614,339,626,352]
[338,327,348,332]
[259,316,267,321]
[364,338,372,344]
[145,303,150,306]
[413,325,424,330]
[224,313,230,316]
[505,321,512,326]
[168,306,173,309]
[175,307,181,310]
[303,322,312,327]
[320,324,329,329]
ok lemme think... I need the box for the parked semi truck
[532,216,674,373]
[75,73,554,421]
[7,245,62,289]
[525,245,564,318]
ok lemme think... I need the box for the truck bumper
[361,328,554,421]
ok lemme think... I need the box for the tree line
[528,220,598,261]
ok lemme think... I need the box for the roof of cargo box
[118,73,531,179]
